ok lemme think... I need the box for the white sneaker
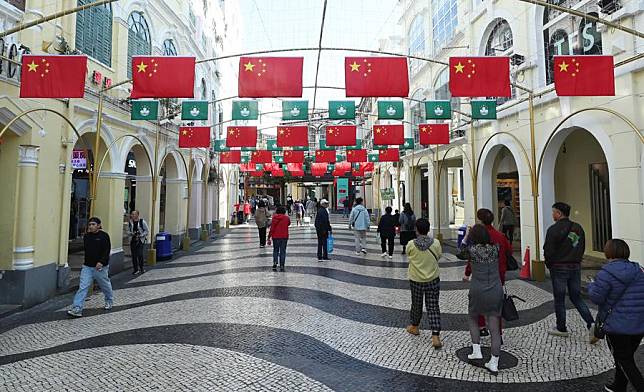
[355,251,362,255]
[484,355,499,375]
[388,255,393,260]
[381,252,387,258]
[547,328,570,338]
[467,344,483,360]
[360,249,367,254]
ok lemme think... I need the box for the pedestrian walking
[498,199,516,243]
[267,206,290,272]
[543,202,596,341]
[255,200,271,248]
[127,210,149,275]
[294,200,304,226]
[377,206,397,259]
[287,195,294,215]
[315,199,332,262]
[243,199,252,224]
[250,197,257,215]
[67,217,113,317]
[342,197,350,218]
[465,224,504,376]
[399,203,417,255]
[348,197,370,255]
[405,218,443,349]
[588,239,644,392]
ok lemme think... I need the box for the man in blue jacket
[349,197,370,255]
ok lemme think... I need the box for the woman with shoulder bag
[399,203,417,255]
[588,239,644,392]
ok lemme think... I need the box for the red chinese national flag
[326,125,356,146]
[315,150,336,163]
[311,163,328,176]
[345,57,409,97]
[179,126,210,148]
[553,55,614,96]
[373,125,404,145]
[346,149,367,162]
[277,126,308,147]
[333,161,352,177]
[226,126,257,147]
[283,150,305,163]
[286,163,304,176]
[238,57,303,97]
[250,150,272,163]
[20,55,88,98]
[419,124,450,145]
[449,57,510,97]
[362,162,375,172]
[379,149,400,162]
[219,151,241,164]
[131,56,195,98]
[251,170,264,177]
[240,163,255,172]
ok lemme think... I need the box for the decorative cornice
[99,171,128,180]
[17,145,39,167]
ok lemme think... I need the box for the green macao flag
[293,146,309,151]
[181,100,209,121]
[346,140,363,150]
[373,144,387,150]
[232,100,258,120]
[266,139,282,151]
[319,139,334,150]
[242,146,256,151]
[377,100,404,120]
[327,164,335,172]
[400,138,415,150]
[471,100,497,120]
[336,154,345,162]
[425,100,451,120]
[213,139,230,152]
[368,153,380,162]
[131,100,159,121]
[255,164,264,171]
[282,100,308,121]
[328,100,356,120]
[241,154,250,163]
[274,155,284,164]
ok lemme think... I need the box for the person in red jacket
[243,199,252,224]
[464,208,511,337]
[267,205,291,272]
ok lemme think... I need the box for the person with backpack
[254,200,271,248]
[267,206,290,272]
[543,202,596,342]
[348,197,370,255]
[405,218,443,350]
[127,210,149,275]
[377,206,397,259]
[588,239,644,392]
[399,203,417,255]
[315,199,332,262]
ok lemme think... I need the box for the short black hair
[552,202,571,217]
[88,217,101,225]
[276,206,286,214]
[476,208,494,225]
[468,224,491,245]
[385,206,392,214]
[415,218,430,235]
[355,197,363,204]
[257,200,266,208]
[604,239,630,260]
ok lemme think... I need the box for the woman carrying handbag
[588,239,644,392]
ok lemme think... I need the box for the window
[127,12,151,78]
[75,0,113,66]
[484,19,514,104]
[4,0,25,11]
[543,1,603,85]
[201,78,207,100]
[408,16,425,75]
[410,91,424,146]
[163,39,177,56]
[431,0,458,55]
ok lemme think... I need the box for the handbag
[501,288,526,321]
[506,254,519,271]
[593,268,636,339]
[327,234,334,253]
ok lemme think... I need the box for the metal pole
[89,91,104,218]
[434,146,443,241]
[182,151,194,251]
[470,122,478,215]
[147,124,161,265]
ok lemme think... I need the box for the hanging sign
[71,149,87,169]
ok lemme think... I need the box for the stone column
[189,180,203,239]
[96,171,127,274]
[13,145,40,271]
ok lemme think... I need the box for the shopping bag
[327,235,334,253]
[501,290,525,321]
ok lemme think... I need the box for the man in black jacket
[67,217,114,317]
[377,206,397,259]
[315,199,332,262]
[543,202,595,341]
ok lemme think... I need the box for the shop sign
[71,149,87,169]
[380,188,395,201]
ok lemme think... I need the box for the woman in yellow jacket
[405,218,443,349]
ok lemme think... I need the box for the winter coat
[543,218,585,269]
[315,207,332,234]
[255,207,270,228]
[399,212,416,232]
[377,214,397,238]
[268,213,290,239]
[588,259,644,335]
[406,235,442,282]
[128,218,149,243]
[349,204,370,231]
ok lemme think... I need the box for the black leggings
[380,235,394,256]
[258,227,267,246]
[606,333,644,390]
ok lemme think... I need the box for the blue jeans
[272,239,288,267]
[72,265,113,311]
[343,207,349,217]
[550,267,594,331]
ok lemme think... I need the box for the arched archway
[159,151,184,248]
[188,157,205,239]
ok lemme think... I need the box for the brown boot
[405,325,420,335]
[432,335,443,349]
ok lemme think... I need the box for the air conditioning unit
[598,0,621,14]
[510,53,525,67]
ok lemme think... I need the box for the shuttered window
[127,12,151,78]
[75,0,113,67]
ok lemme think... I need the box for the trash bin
[156,232,173,261]
[457,224,467,248]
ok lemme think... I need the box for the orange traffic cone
[519,246,531,280]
